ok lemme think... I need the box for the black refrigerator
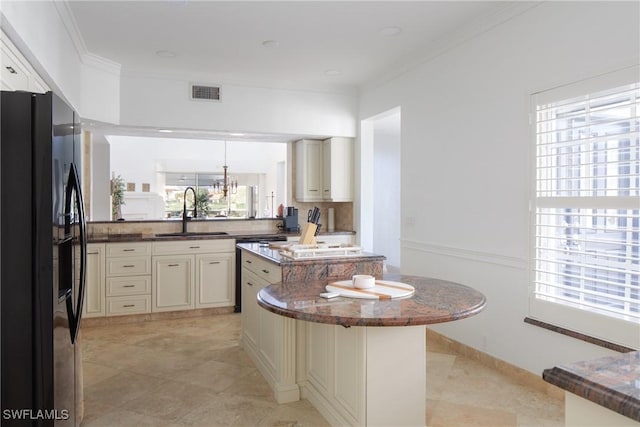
[1,91,87,426]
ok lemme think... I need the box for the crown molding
[54,0,121,76]
[83,52,121,75]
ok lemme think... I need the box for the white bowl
[352,274,375,289]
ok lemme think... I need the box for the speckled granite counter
[237,242,385,283]
[543,351,640,423]
[256,273,486,327]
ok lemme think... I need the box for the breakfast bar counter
[257,273,486,327]
[255,274,487,426]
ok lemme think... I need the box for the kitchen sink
[155,231,229,238]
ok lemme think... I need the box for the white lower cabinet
[152,239,235,313]
[195,252,234,308]
[83,243,106,318]
[152,255,194,312]
[105,295,151,316]
[241,268,261,349]
[105,242,152,316]
[240,249,299,404]
[302,323,365,426]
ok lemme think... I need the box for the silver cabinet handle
[123,285,135,288]
[309,189,318,192]
[247,282,254,287]
[189,246,200,249]
[6,66,17,74]
[262,269,269,274]
[123,249,135,252]
[88,251,99,255]
[168,264,179,267]
[209,261,221,265]
[123,265,135,268]
[123,304,135,308]
[245,260,252,264]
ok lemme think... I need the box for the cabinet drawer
[152,239,235,255]
[106,242,151,257]
[242,251,281,283]
[106,295,151,316]
[106,257,151,276]
[106,276,151,297]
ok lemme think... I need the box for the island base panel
[366,325,426,427]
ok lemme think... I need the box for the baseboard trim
[82,306,235,327]
[426,328,565,400]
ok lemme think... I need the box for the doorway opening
[360,107,401,272]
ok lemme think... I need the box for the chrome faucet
[182,186,198,233]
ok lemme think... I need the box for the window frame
[528,66,640,350]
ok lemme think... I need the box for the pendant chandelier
[213,141,237,197]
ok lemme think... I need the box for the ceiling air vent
[191,84,220,101]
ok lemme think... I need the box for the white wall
[2,3,355,137]
[1,1,120,123]
[359,1,640,374]
[89,133,111,221]
[120,73,358,137]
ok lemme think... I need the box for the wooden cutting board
[326,280,415,300]
[268,241,291,249]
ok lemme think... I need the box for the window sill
[524,317,636,353]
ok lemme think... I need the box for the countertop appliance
[1,91,87,426]
[283,206,299,232]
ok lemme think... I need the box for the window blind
[530,68,640,348]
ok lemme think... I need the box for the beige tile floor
[80,313,563,426]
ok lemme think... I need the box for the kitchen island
[237,243,386,406]
[238,239,487,427]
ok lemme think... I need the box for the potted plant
[194,189,212,218]
[110,174,125,220]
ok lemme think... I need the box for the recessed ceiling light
[230,133,245,136]
[380,26,402,37]
[158,129,173,133]
[324,69,341,76]
[156,50,176,58]
[261,40,280,48]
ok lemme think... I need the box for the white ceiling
[68,1,508,92]
[66,1,519,142]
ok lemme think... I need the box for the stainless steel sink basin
[155,231,229,238]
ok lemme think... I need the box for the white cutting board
[326,280,415,300]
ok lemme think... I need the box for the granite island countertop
[256,273,487,327]
[543,351,640,422]
[236,242,385,266]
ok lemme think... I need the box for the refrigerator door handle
[64,164,86,344]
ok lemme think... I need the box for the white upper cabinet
[296,139,324,202]
[1,32,48,93]
[295,137,353,202]
[322,137,353,202]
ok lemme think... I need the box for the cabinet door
[295,139,323,202]
[195,252,234,308]
[83,244,105,318]
[241,268,262,349]
[1,38,30,91]
[152,255,194,312]
[322,139,332,198]
[322,137,353,202]
[306,322,332,396]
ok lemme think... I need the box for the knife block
[299,222,318,245]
